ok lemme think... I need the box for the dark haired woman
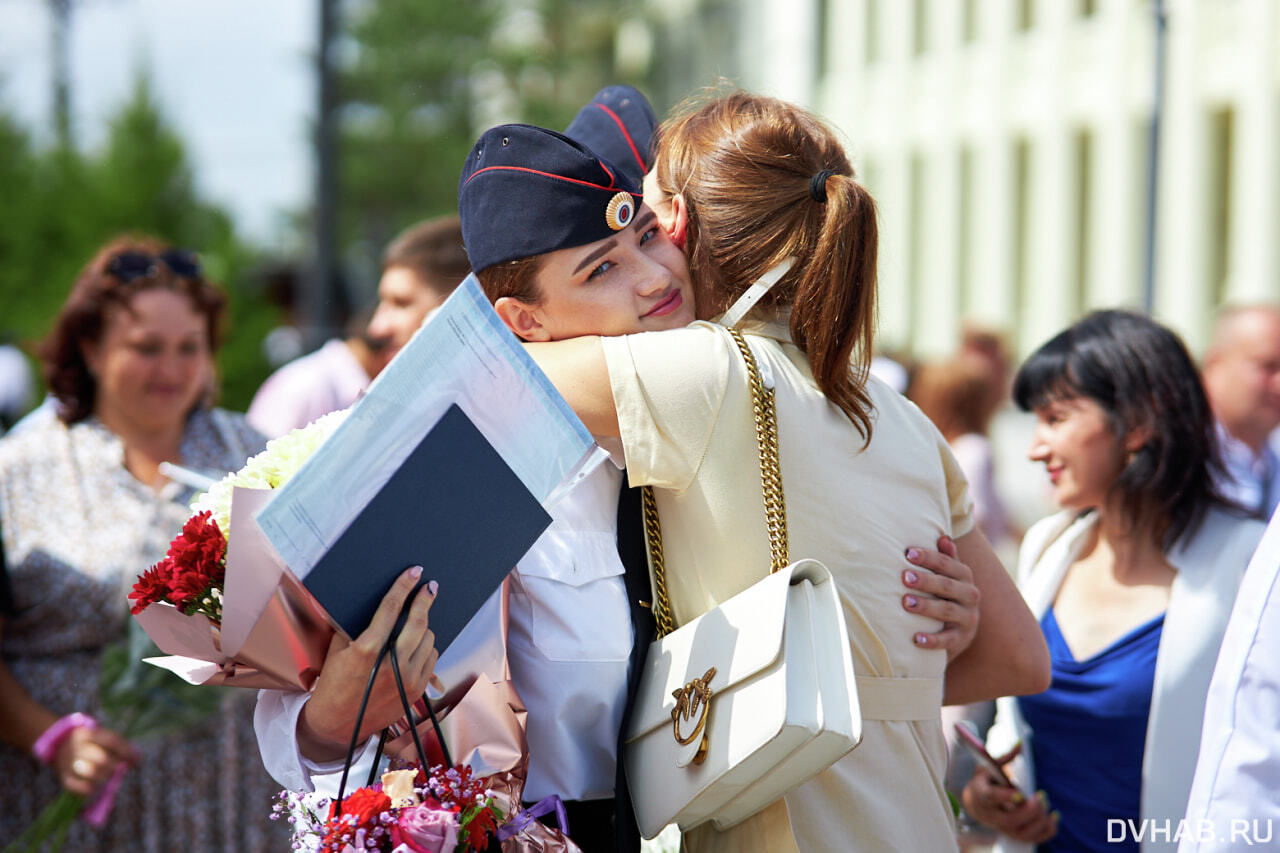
[0,236,284,849]
[962,310,1263,853]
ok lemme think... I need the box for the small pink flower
[391,804,459,853]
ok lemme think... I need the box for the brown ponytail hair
[652,91,879,440]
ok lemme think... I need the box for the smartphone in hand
[954,720,1021,791]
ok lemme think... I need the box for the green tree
[336,0,652,276]
[0,76,276,414]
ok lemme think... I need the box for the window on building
[1013,138,1031,340]
[1207,106,1235,306]
[866,0,880,63]
[963,0,979,42]
[816,0,830,79]
[1073,128,1094,316]
[909,151,927,340]
[913,0,928,55]
[1017,0,1034,31]
[958,145,975,315]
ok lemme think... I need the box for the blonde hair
[652,91,879,438]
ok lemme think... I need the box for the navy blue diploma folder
[302,403,552,648]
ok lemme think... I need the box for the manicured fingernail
[1011,791,1025,805]
[914,633,929,645]
[427,580,439,596]
[1037,791,1050,808]
[906,548,920,561]
[904,570,919,584]
[905,595,919,609]
[1051,810,1061,823]
[409,566,423,579]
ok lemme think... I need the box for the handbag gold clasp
[671,666,716,764]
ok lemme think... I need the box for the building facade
[652,0,1280,358]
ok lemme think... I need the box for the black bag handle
[334,630,452,814]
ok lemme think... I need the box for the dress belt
[855,675,943,721]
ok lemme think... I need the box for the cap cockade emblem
[605,191,636,231]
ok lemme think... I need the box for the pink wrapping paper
[134,487,334,691]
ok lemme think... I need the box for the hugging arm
[524,338,619,437]
[934,528,1049,705]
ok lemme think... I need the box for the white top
[986,507,1263,853]
[247,339,371,438]
[253,460,633,802]
[1216,423,1280,519]
[1179,507,1280,853]
[601,318,973,853]
[0,343,34,426]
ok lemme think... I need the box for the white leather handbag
[622,327,862,839]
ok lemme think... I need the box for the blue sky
[0,0,314,249]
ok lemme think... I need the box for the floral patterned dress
[0,406,287,852]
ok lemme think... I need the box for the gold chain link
[643,327,790,639]
[642,484,675,637]
[728,328,790,571]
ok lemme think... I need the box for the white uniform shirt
[254,459,633,802]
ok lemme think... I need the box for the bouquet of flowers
[275,764,503,853]
[127,411,345,690]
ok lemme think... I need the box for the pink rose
[391,804,459,853]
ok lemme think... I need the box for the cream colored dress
[601,318,973,853]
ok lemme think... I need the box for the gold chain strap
[728,328,790,571]
[643,327,790,639]
[642,484,676,637]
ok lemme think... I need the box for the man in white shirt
[1202,305,1280,517]
[367,215,471,364]
[247,216,470,437]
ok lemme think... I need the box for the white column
[1154,0,1210,347]
[874,151,914,353]
[1017,2,1079,352]
[964,0,1018,339]
[746,0,818,105]
[1225,0,1279,306]
[912,0,964,355]
[1086,0,1144,309]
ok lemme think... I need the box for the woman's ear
[668,194,689,251]
[1124,423,1153,454]
[494,297,551,342]
[80,337,102,379]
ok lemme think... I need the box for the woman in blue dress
[962,310,1263,853]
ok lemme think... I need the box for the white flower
[192,409,348,536]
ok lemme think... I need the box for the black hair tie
[809,169,836,203]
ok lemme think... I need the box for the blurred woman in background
[0,235,283,850]
[910,351,1017,558]
[963,310,1262,853]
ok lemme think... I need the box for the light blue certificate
[256,275,600,579]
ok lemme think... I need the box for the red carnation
[129,560,173,614]
[130,510,228,621]
[322,786,393,848]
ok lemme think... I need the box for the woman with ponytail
[458,92,1049,852]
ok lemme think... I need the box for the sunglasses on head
[106,249,202,282]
